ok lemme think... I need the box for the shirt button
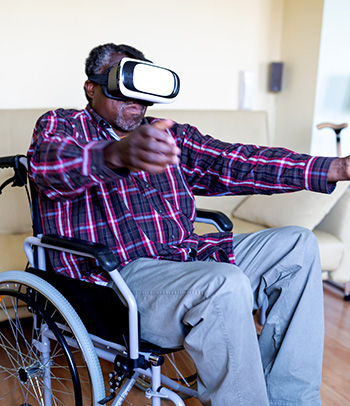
[100,175,104,179]
[92,165,97,171]
[171,235,175,239]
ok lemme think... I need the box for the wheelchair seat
[27,266,183,355]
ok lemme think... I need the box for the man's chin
[114,103,146,132]
[114,117,144,133]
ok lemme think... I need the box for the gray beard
[114,103,146,132]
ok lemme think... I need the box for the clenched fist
[104,120,181,173]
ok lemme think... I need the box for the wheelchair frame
[0,154,233,406]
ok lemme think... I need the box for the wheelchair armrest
[196,209,233,232]
[40,234,119,272]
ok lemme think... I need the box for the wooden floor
[320,282,350,405]
[118,282,350,405]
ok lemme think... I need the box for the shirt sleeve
[27,110,120,200]
[175,123,336,196]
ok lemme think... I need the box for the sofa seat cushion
[230,217,267,234]
[195,217,343,274]
[195,195,248,218]
[0,233,32,271]
[231,220,343,273]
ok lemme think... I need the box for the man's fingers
[137,148,179,166]
[150,120,177,146]
[104,119,180,173]
[147,137,178,155]
[139,121,180,159]
[117,120,180,173]
[152,119,174,131]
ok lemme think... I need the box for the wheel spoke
[0,279,100,405]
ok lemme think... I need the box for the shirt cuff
[305,156,337,194]
[84,140,128,181]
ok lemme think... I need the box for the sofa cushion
[195,195,248,218]
[232,182,348,230]
[149,109,270,145]
[0,108,48,235]
[195,216,267,238]
[0,233,31,271]
[0,185,33,234]
[229,217,267,234]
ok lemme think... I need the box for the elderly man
[28,43,350,406]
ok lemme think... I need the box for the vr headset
[88,58,180,106]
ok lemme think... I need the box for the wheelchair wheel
[0,271,105,406]
[136,349,197,398]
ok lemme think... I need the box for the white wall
[0,0,283,138]
[274,0,350,155]
[311,0,350,156]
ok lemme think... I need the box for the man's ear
[84,80,96,100]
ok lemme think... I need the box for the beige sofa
[0,108,349,298]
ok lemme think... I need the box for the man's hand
[328,156,350,182]
[104,120,181,173]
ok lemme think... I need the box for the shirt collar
[85,104,110,128]
[84,104,121,140]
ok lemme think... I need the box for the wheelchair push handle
[0,154,28,193]
[0,155,17,169]
[0,154,27,170]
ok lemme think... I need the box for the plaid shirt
[28,106,335,284]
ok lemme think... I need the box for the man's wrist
[103,141,124,169]
[328,157,350,182]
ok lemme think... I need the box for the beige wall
[0,0,283,139]
[274,0,324,153]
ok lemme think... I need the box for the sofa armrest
[316,187,350,237]
[316,187,350,283]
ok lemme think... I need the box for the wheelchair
[0,154,233,406]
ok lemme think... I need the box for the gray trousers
[118,226,324,406]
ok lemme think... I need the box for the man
[28,43,350,406]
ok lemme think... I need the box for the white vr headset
[88,57,180,106]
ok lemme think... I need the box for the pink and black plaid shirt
[27,106,335,284]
